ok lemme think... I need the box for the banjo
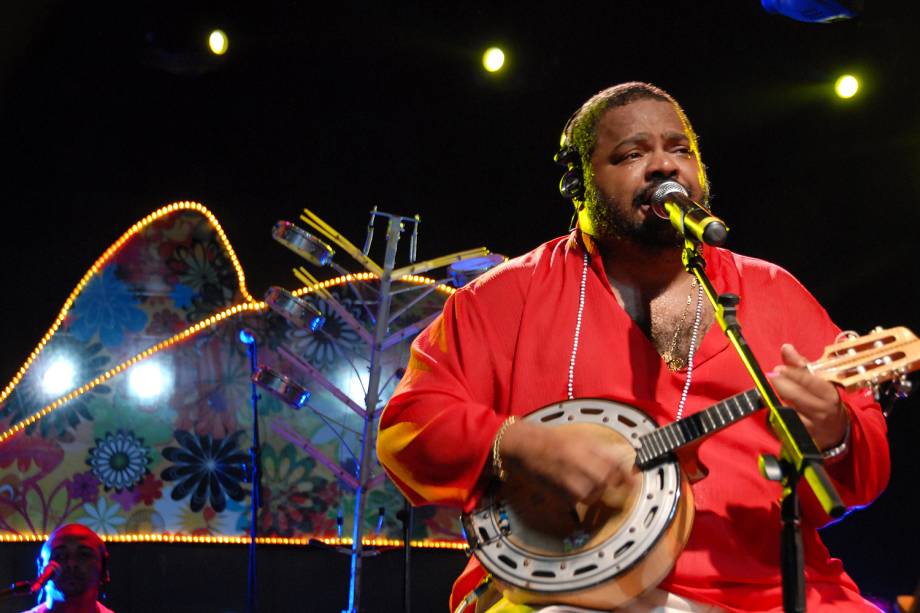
[461,326,919,610]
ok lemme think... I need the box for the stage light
[208,30,229,56]
[128,360,171,401]
[343,370,369,405]
[41,358,76,396]
[482,47,505,73]
[835,74,859,99]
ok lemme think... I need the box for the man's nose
[645,148,679,180]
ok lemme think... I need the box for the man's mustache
[633,179,672,207]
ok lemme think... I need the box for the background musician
[20,524,114,613]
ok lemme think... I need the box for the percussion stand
[396,496,414,613]
[346,211,417,613]
[679,240,846,613]
[272,209,489,613]
[241,329,263,613]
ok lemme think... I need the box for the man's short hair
[562,82,709,202]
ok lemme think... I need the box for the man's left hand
[770,343,849,451]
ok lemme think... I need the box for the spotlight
[482,47,505,73]
[272,221,334,267]
[208,29,229,56]
[835,74,859,99]
[128,361,172,401]
[339,367,368,403]
[41,358,76,396]
[264,287,325,332]
[252,367,310,409]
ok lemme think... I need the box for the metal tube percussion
[252,367,310,409]
[264,286,325,332]
[272,221,334,267]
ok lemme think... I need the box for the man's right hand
[497,419,638,507]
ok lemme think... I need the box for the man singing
[21,524,115,613]
[377,82,889,612]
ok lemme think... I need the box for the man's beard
[582,180,683,250]
[55,574,90,597]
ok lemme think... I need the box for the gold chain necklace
[660,278,698,371]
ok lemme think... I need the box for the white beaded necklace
[567,252,704,421]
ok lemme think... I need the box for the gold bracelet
[491,416,517,482]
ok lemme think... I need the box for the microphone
[30,561,61,595]
[651,181,729,246]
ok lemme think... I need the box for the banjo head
[462,398,684,595]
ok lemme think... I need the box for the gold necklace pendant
[661,278,697,372]
[663,353,685,371]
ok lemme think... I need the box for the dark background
[0,1,918,610]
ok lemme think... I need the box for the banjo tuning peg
[895,376,913,399]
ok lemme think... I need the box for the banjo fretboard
[635,388,763,469]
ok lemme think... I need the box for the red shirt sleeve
[740,256,891,520]
[376,261,530,513]
[796,381,890,524]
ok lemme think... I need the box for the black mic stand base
[760,452,806,613]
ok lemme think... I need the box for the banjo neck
[635,388,762,469]
[635,324,920,469]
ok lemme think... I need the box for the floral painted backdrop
[0,207,464,542]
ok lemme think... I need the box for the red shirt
[377,232,889,612]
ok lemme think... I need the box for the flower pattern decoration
[0,474,23,522]
[259,311,297,352]
[0,433,65,477]
[166,241,238,322]
[110,488,140,512]
[154,488,234,536]
[160,430,248,513]
[109,473,163,511]
[293,288,366,371]
[170,284,195,309]
[148,309,186,336]
[258,443,336,536]
[173,328,249,439]
[67,471,101,504]
[0,207,461,542]
[0,333,111,441]
[86,430,152,491]
[108,222,174,289]
[69,266,149,348]
[80,498,126,536]
[136,473,164,506]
